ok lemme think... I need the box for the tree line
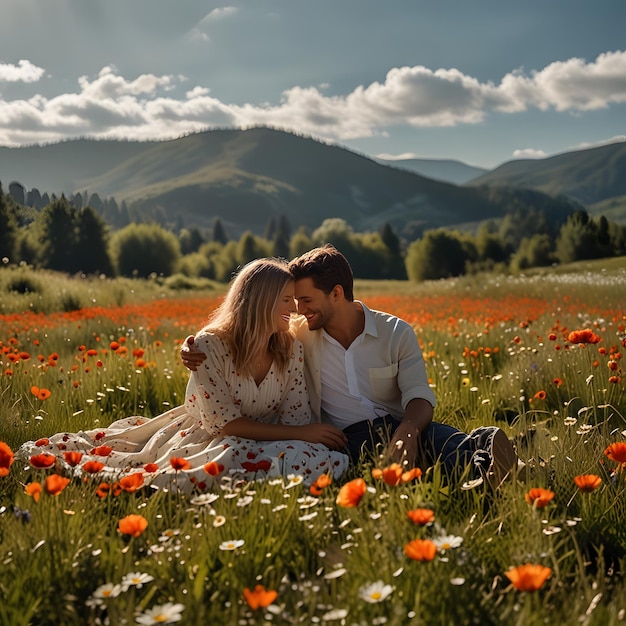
[1,183,625,283]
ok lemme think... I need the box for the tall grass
[0,262,625,625]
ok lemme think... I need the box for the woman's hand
[296,423,348,450]
[180,335,207,371]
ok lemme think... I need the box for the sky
[0,0,624,169]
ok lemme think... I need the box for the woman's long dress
[19,333,349,492]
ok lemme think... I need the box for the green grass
[1,266,625,625]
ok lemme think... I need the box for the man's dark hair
[288,244,354,301]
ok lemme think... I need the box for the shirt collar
[357,300,378,338]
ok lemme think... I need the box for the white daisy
[135,602,185,624]
[92,582,122,600]
[358,580,394,603]
[121,572,154,591]
[219,539,244,551]
[433,534,463,552]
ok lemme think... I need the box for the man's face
[294,277,334,331]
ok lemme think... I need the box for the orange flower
[203,461,225,476]
[525,487,555,508]
[407,508,435,525]
[0,441,15,477]
[243,584,278,610]
[552,378,563,387]
[118,514,148,538]
[170,457,191,471]
[401,467,422,482]
[372,463,403,486]
[574,474,602,492]
[30,453,56,469]
[143,463,159,473]
[35,438,50,447]
[82,460,105,473]
[336,478,367,507]
[505,563,552,592]
[44,474,70,496]
[604,442,626,465]
[310,473,332,496]
[90,445,113,457]
[568,329,601,344]
[25,482,42,502]
[118,472,144,493]
[30,386,51,400]
[404,538,437,561]
[95,482,111,499]
[533,390,546,400]
[63,451,83,467]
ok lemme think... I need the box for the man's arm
[388,398,433,465]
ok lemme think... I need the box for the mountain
[0,128,585,237]
[375,157,487,185]
[467,141,626,221]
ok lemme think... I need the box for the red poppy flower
[404,538,437,562]
[95,482,111,499]
[310,473,332,496]
[505,563,551,592]
[568,329,601,344]
[533,390,547,400]
[30,453,56,469]
[0,441,15,476]
[604,442,626,464]
[118,514,148,538]
[372,463,403,486]
[525,487,555,508]
[25,482,42,502]
[203,461,225,476]
[407,508,435,525]
[118,472,145,493]
[90,445,113,457]
[574,474,602,492]
[63,451,83,467]
[82,460,105,473]
[35,438,50,447]
[44,474,70,496]
[243,585,278,610]
[170,457,191,471]
[143,463,159,473]
[336,478,367,507]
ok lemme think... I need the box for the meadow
[0,259,625,625]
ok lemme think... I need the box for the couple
[20,245,516,492]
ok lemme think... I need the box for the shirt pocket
[368,363,400,402]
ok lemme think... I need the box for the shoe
[486,429,518,489]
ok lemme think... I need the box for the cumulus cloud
[0,50,625,146]
[0,59,45,83]
[512,148,548,160]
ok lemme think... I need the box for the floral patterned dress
[19,333,349,492]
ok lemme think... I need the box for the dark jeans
[342,415,498,477]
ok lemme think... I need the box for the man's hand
[388,421,420,466]
[180,335,206,371]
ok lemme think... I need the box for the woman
[19,258,349,492]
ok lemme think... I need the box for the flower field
[1,263,625,625]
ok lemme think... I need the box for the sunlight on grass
[0,267,625,624]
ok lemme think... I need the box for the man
[182,245,518,485]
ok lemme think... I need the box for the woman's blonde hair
[201,258,294,376]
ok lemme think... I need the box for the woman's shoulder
[194,331,230,355]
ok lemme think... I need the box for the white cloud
[187,6,239,42]
[199,7,239,23]
[0,60,45,83]
[0,50,625,146]
[512,148,548,160]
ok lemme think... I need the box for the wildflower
[358,580,394,603]
[143,463,159,473]
[574,474,602,492]
[461,377,470,387]
[401,467,422,482]
[190,493,220,506]
[135,602,185,625]
[525,487,555,508]
[203,461,224,476]
[30,453,56,469]
[219,539,244,550]
[504,563,551,592]
[533,390,546,400]
[31,385,52,400]
[568,329,601,344]
[95,482,111,499]
[406,508,435,526]
[310,473,332,496]
[61,451,82,467]
[25,482,42,502]
[404,538,437,562]
[336,478,367,507]
[120,571,154,590]
[118,514,148,538]
[213,515,226,527]
[44,474,70,496]
[243,584,278,610]
[432,534,463,552]
[372,463,403,486]
[119,472,144,493]
[284,474,304,488]
[552,378,563,387]
[35,438,50,447]
[604,442,626,465]
[82,460,105,473]
[90,445,113,457]
[170,457,191,471]
[0,441,15,476]
[92,582,123,600]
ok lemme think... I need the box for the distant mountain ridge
[0,128,623,237]
[375,157,487,185]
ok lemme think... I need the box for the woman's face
[274,280,296,332]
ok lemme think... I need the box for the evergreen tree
[0,184,19,262]
[74,207,114,275]
[37,196,80,273]
[379,222,406,279]
[212,218,229,244]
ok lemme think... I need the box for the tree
[0,184,19,262]
[212,218,229,244]
[74,207,114,275]
[555,210,602,264]
[289,227,313,259]
[37,197,80,273]
[110,223,181,278]
[379,222,406,279]
[405,229,468,282]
